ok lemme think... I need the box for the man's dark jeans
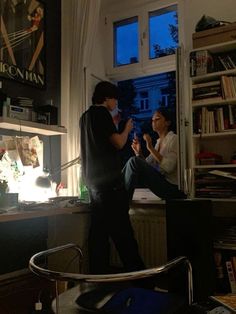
[88,186,145,274]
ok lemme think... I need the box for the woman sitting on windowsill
[122,107,186,201]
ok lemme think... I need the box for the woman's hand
[143,133,153,151]
[143,133,163,163]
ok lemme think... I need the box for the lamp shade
[35,156,81,188]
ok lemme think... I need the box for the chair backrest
[29,243,194,314]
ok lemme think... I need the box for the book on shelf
[195,170,236,198]
[190,49,214,77]
[190,48,236,76]
[216,51,236,71]
[218,55,235,70]
[226,260,236,293]
[209,170,236,180]
[192,80,222,101]
[192,96,223,104]
[221,76,236,99]
[192,80,221,89]
[213,250,230,294]
[193,104,236,134]
[193,90,222,100]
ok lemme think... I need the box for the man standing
[80,81,144,274]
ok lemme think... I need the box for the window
[138,91,149,110]
[149,5,178,59]
[108,2,178,74]
[114,17,139,67]
[161,94,169,107]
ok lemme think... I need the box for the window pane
[114,17,139,67]
[149,5,178,59]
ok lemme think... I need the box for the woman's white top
[145,131,178,185]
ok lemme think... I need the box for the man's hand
[110,118,133,150]
[124,118,133,133]
[131,134,141,156]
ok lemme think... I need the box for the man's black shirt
[79,105,122,189]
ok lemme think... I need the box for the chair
[29,243,193,314]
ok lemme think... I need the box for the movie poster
[0,0,45,88]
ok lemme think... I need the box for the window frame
[102,0,180,81]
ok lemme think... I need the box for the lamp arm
[50,156,81,176]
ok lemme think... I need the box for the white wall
[183,0,236,51]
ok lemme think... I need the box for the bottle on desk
[79,180,89,203]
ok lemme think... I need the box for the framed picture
[0,0,45,88]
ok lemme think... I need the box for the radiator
[110,211,167,268]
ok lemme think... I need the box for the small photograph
[15,136,40,168]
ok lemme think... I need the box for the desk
[0,203,89,276]
[0,203,89,223]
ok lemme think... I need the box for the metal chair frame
[29,243,193,314]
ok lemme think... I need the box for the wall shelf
[0,117,67,136]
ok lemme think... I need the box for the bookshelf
[189,39,236,200]
[213,224,236,295]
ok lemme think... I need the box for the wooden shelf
[214,243,236,250]
[0,117,67,136]
[192,98,236,108]
[193,131,236,138]
[191,39,236,54]
[192,68,236,83]
[194,164,236,169]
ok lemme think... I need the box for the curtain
[61,0,101,195]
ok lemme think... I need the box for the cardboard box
[192,22,236,48]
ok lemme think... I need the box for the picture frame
[0,0,45,88]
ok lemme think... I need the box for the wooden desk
[0,203,90,276]
[0,203,89,223]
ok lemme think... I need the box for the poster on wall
[0,0,45,88]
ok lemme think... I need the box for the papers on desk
[210,294,236,312]
[18,197,82,211]
[18,201,55,211]
[132,188,161,201]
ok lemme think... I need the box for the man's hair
[92,81,120,105]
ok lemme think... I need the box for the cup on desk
[0,193,18,209]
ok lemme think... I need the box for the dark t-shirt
[79,105,122,189]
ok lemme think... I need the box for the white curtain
[61,0,101,195]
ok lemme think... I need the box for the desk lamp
[35,156,81,188]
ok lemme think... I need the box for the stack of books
[190,48,236,77]
[214,226,236,295]
[193,105,236,134]
[190,50,214,77]
[195,170,236,198]
[192,80,222,103]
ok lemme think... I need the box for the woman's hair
[92,81,120,105]
[155,106,176,132]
